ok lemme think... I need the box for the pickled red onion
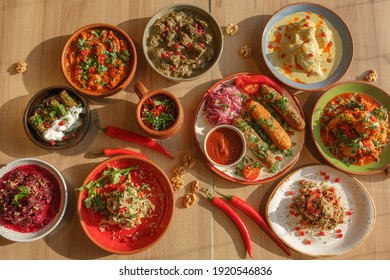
[204,84,243,125]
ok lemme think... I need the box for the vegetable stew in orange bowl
[61,23,137,98]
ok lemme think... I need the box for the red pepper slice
[80,49,90,56]
[93,148,148,159]
[205,190,253,258]
[234,74,285,96]
[108,67,117,77]
[241,83,260,95]
[214,189,292,256]
[95,120,174,159]
[98,54,105,64]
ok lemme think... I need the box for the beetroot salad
[0,164,61,233]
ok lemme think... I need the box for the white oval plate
[266,164,375,256]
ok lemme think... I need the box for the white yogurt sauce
[43,106,85,142]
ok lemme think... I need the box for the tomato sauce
[206,127,244,165]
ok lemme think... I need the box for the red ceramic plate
[194,73,305,184]
[77,155,174,254]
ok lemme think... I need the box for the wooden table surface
[1,0,389,260]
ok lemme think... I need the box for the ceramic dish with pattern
[266,164,376,257]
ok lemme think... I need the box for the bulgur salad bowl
[77,155,174,254]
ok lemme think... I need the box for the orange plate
[77,155,174,254]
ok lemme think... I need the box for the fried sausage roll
[232,117,279,172]
[258,84,305,131]
[246,100,292,150]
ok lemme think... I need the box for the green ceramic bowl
[311,81,390,175]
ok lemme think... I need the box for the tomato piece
[241,83,260,94]
[306,192,320,216]
[243,165,260,180]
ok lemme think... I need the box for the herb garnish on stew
[64,28,132,93]
[141,95,177,131]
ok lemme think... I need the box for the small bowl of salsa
[134,82,184,139]
[61,23,137,97]
[204,125,246,167]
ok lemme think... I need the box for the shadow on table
[44,162,110,259]
[218,14,273,78]
[0,95,98,158]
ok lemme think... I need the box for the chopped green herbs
[77,166,138,211]
[12,186,30,206]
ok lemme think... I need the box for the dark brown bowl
[61,23,137,97]
[23,86,91,150]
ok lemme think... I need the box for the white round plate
[194,73,305,184]
[266,164,375,256]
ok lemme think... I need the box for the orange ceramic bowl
[61,23,137,97]
[133,82,184,139]
[77,155,174,254]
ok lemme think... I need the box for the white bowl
[203,125,246,167]
[0,158,67,242]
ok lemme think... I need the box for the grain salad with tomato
[63,28,132,94]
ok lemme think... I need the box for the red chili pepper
[95,120,174,159]
[93,148,148,159]
[205,190,253,258]
[234,74,285,96]
[214,189,292,256]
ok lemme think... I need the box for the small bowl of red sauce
[0,158,67,242]
[204,125,246,167]
[61,23,137,97]
[134,82,184,139]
